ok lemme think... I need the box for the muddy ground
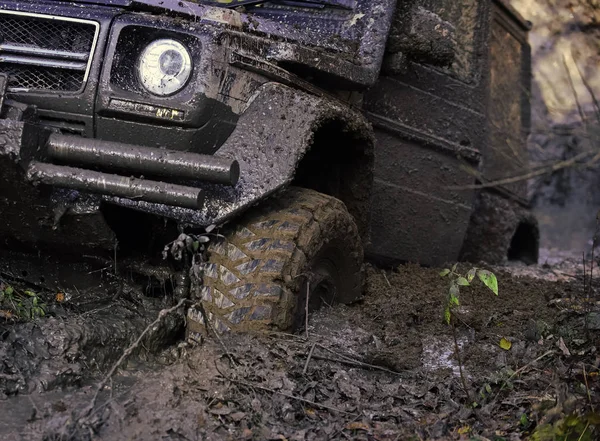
[1,257,599,441]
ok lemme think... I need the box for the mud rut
[0,258,598,440]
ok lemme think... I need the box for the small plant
[439,264,498,404]
[440,264,498,324]
[0,281,47,320]
[531,412,600,441]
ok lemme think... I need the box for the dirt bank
[1,261,598,441]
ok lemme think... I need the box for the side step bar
[46,134,240,187]
[27,162,205,209]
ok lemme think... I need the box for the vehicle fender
[112,83,375,228]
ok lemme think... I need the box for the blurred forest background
[512,0,600,259]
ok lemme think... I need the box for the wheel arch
[292,117,374,241]
[460,191,540,265]
[95,83,376,234]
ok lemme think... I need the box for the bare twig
[449,149,595,190]
[577,421,590,441]
[203,304,238,367]
[451,315,472,404]
[269,331,313,343]
[493,351,555,402]
[79,305,115,318]
[382,271,392,288]
[583,364,594,412]
[584,251,587,297]
[267,332,406,376]
[85,298,189,416]
[311,354,403,376]
[585,212,600,334]
[113,238,119,276]
[229,378,358,416]
[328,414,363,441]
[573,54,600,121]
[305,280,310,339]
[563,54,586,123]
[302,343,317,375]
[27,395,41,422]
[590,211,600,296]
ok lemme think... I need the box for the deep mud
[1,261,598,440]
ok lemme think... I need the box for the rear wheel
[187,187,363,335]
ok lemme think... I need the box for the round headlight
[138,39,192,96]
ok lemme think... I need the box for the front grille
[2,63,85,92]
[0,11,99,92]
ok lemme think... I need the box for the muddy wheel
[187,187,363,335]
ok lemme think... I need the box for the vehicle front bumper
[2,82,374,258]
[0,74,241,251]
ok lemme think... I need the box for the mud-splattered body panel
[364,0,490,266]
[486,0,532,199]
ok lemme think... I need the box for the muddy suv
[0,0,538,335]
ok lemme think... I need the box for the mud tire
[187,187,363,334]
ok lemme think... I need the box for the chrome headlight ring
[137,39,193,96]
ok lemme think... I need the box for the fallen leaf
[557,337,571,356]
[209,404,231,415]
[457,425,471,435]
[345,422,370,431]
[0,310,15,319]
[304,408,317,419]
[230,412,246,422]
[499,337,512,350]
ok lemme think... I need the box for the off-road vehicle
[0,0,539,336]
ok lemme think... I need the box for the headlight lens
[138,39,192,96]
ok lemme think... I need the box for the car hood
[61,0,132,5]
[59,0,355,10]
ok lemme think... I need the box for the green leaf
[467,268,477,283]
[439,269,451,277]
[456,277,470,286]
[449,293,460,306]
[4,286,14,296]
[520,413,528,427]
[192,241,200,252]
[451,263,458,272]
[485,383,492,394]
[24,290,36,297]
[499,337,512,350]
[477,270,498,295]
[444,306,451,325]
